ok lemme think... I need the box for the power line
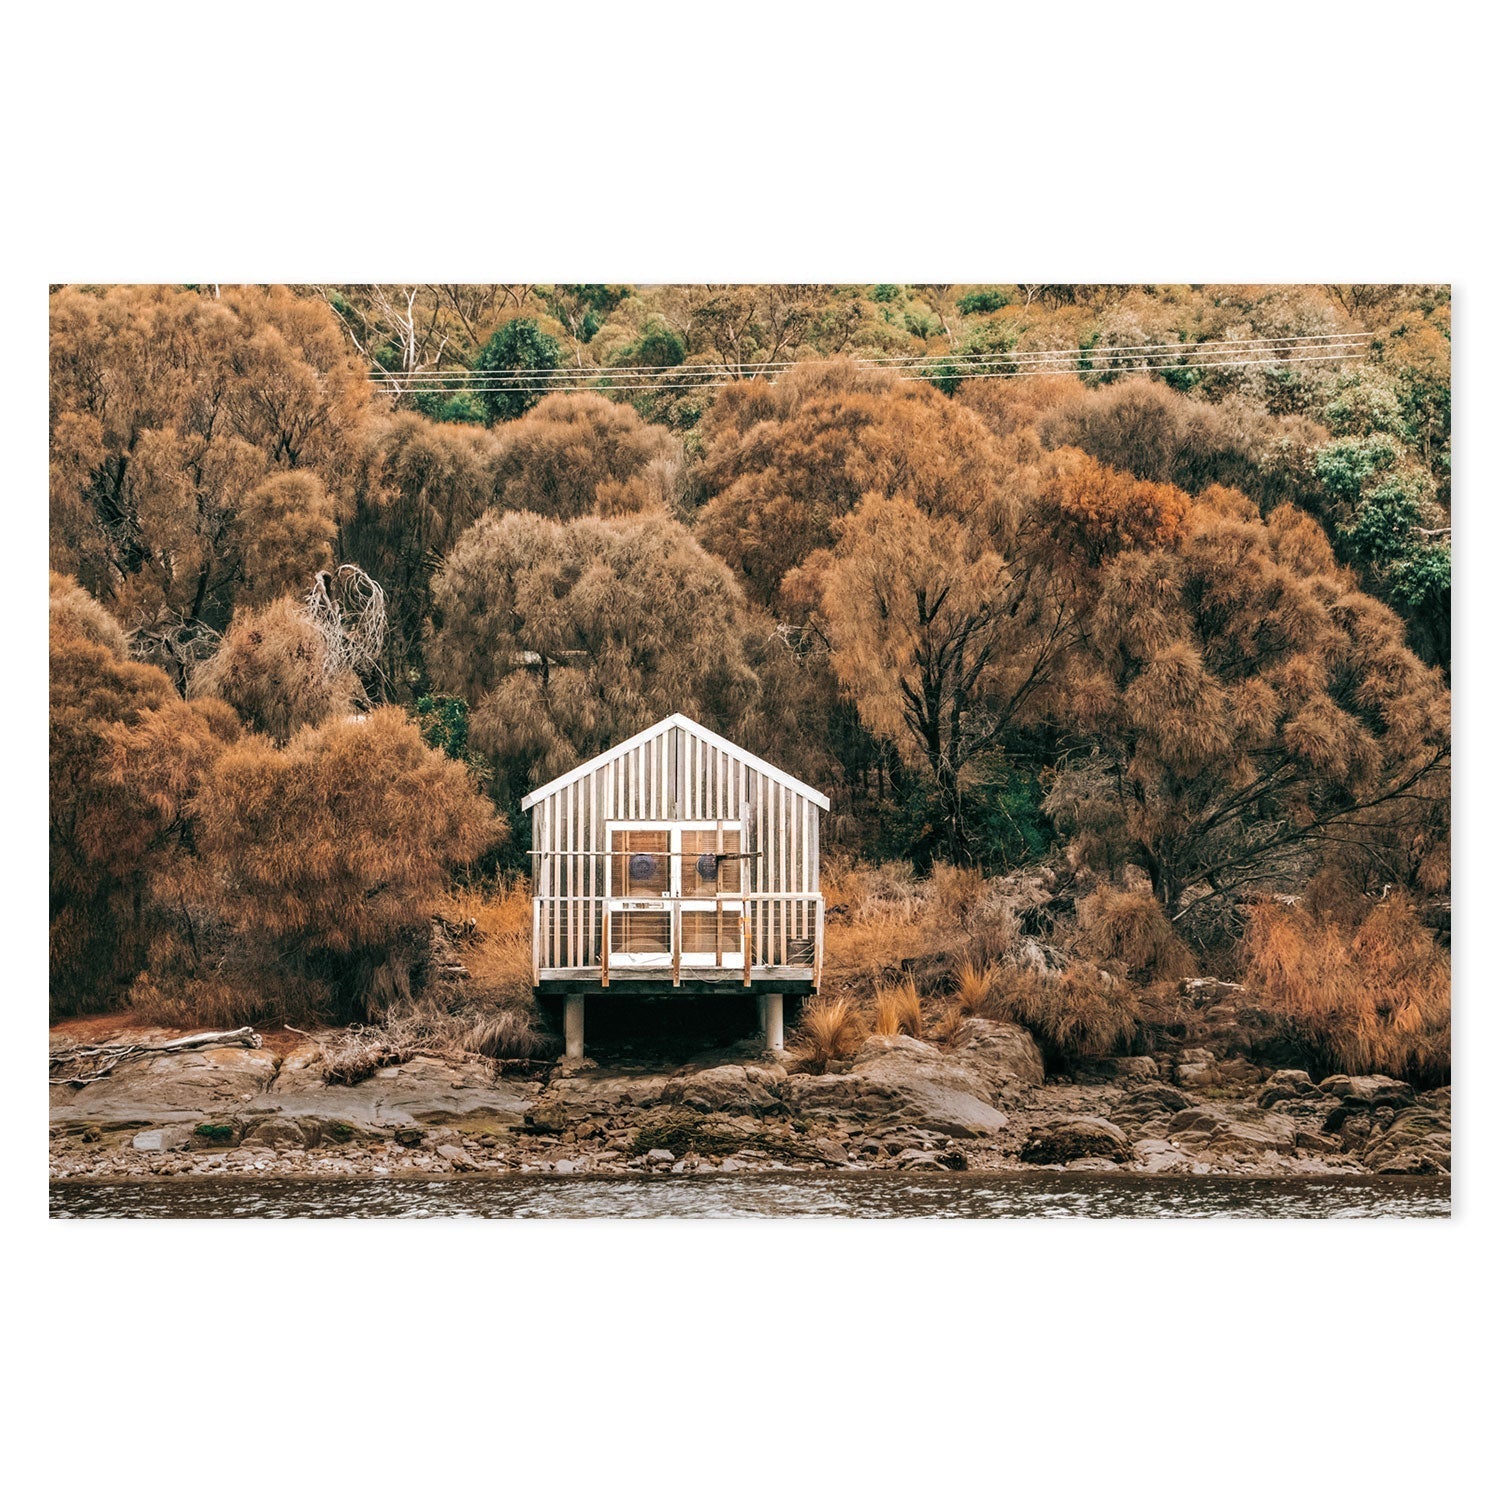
[367,331,1374,388]
[366,349,1374,397]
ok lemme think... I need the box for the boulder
[1360,1107,1451,1175]
[1174,1047,1220,1089]
[945,1020,1046,1088]
[51,1045,280,1126]
[1259,1069,1317,1107]
[1165,1105,1299,1155]
[1020,1117,1132,1165]
[242,1117,310,1149]
[1318,1075,1418,1110]
[786,1068,1008,1134]
[660,1063,786,1116]
[273,1054,532,1128]
[527,1071,663,1132]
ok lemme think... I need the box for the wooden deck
[536,966,816,998]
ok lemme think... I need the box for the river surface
[50,1171,1450,1219]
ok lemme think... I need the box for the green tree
[474,318,562,422]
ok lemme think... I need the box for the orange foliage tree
[186,708,504,1020]
[49,285,369,683]
[427,510,760,797]
[1046,487,1450,915]
[49,574,238,1013]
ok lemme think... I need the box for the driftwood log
[49,1026,262,1085]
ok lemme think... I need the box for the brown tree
[427,510,759,795]
[190,595,358,743]
[1045,487,1450,915]
[343,413,502,687]
[188,708,503,1019]
[489,391,686,520]
[49,285,370,682]
[694,361,1012,607]
[49,574,238,1013]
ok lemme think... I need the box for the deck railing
[532,892,823,989]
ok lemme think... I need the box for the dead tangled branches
[49,1026,261,1085]
[307,564,387,687]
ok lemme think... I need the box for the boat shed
[522,713,828,1058]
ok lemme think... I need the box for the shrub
[1076,887,1196,982]
[1241,893,1449,1085]
[985,964,1140,1065]
[789,995,868,1073]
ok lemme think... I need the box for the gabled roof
[520,713,831,812]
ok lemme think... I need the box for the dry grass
[1242,893,1449,1085]
[439,881,535,1009]
[819,858,1043,998]
[788,994,869,1073]
[983,964,1141,1064]
[950,958,996,1015]
[871,980,924,1038]
[1076,886,1196,982]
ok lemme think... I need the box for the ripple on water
[49,1172,1451,1220]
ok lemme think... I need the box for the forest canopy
[49,282,1451,1053]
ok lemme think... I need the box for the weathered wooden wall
[530,719,820,973]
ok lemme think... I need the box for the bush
[1076,886,1196,982]
[1242,893,1449,1085]
[985,965,1140,1065]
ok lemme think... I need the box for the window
[605,821,745,966]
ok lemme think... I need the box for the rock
[645,1148,675,1164]
[51,1045,280,1126]
[1078,1056,1159,1082]
[1360,1107,1451,1175]
[1020,1117,1132,1165]
[1134,1138,1195,1173]
[1215,1058,1264,1085]
[394,1126,425,1147]
[274,1054,532,1129]
[243,1118,309,1149]
[435,1143,472,1165]
[945,1019,1046,1088]
[660,1063,785,1116]
[527,1073,664,1133]
[1319,1075,1418,1110]
[1165,1106,1299,1155]
[893,1148,940,1168]
[786,1068,1008,1134]
[936,1149,969,1171]
[1259,1070,1317,1107]
[131,1129,169,1152]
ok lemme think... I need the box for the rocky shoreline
[49,1012,1451,1186]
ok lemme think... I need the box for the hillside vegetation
[48,283,1451,1081]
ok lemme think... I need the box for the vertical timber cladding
[526,714,825,977]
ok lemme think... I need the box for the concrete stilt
[564,995,585,1060]
[763,992,784,1053]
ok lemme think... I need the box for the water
[49,1171,1450,1219]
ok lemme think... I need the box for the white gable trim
[520,713,831,812]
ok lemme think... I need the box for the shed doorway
[605,821,745,970]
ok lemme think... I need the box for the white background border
[5,3,1490,1495]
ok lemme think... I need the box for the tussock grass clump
[950,959,996,1016]
[1242,892,1449,1086]
[1076,886,1196,983]
[789,994,869,1072]
[984,964,1140,1065]
[871,980,923,1038]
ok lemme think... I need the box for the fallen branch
[50,1026,261,1084]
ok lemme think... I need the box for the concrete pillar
[564,995,585,1060]
[763,992,784,1053]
